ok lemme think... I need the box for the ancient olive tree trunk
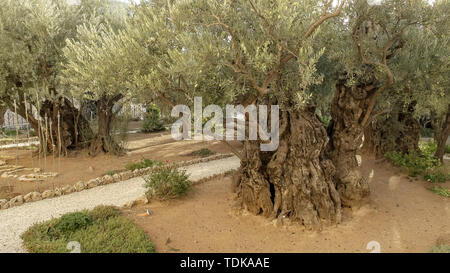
[88,95,123,156]
[327,81,371,207]
[40,98,94,153]
[234,108,341,230]
[362,102,420,159]
[432,104,450,163]
[9,96,93,155]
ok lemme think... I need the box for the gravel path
[0,156,240,253]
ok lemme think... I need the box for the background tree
[62,16,129,155]
[363,0,449,162]
[323,0,435,206]
[0,0,125,154]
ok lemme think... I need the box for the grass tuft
[21,206,155,253]
[430,244,450,253]
[427,186,450,198]
[125,158,163,171]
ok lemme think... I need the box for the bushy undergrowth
[190,148,215,158]
[430,244,450,253]
[144,164,191,200]
[385,141,449,183]
[21,206,154,253]
[141,104,164,133]
[1,128,22,137]
[427,186,450,198]
[125,158,163,171]
[105,170,118,176]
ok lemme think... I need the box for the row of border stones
[0,153,235,210]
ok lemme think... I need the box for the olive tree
[129,0,347,229]
[0,0,123,154]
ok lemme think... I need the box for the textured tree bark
[88,95,122,156]
[235,108,342,230]
[40,98,94,154]
[5,96,93,155]
[362,102,420,159]
[433,105,450,163]
[0,106,6,129]
[327,81,371,207]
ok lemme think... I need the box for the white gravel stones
[0,156,240,253]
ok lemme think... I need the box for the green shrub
[424,170,450,183]
[430,244,450,253]
[446,144,450,154]
[105,170,118,176]
[55,212,92,233]
[190,148,215,158]
[88,205,120,221]
[1,128,22,137]
[125,158,163,171]
[385,140,448,182]
[427,186,450,198]
[21,207,155,253]
[145,164,191,200]
[141,104,164,133]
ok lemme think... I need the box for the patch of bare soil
[0,131,241,198]
[123,156,449,253]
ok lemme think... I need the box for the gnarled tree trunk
[7,95,93,155]
[234,108,341,230]
[327,81,371,207]
[40,98,94,154]
[89,95,123,156]
[432,104,450,163]
[362,101,420,158]
[0,106,6,129]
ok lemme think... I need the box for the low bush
[141,104,164,133]
[430,244,450,253]
[21,206,154,253]
[424,168,450,183]
[125,158,163,171]
[427,186,450,198]
[144,164,191,200]
[105,170,118,176]
[385,141,448,182]
[88,205,120,221]
[55,212,92,233]
[190,148,215,158]
[1,128,22,137]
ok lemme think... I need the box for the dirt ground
[0,129,241,199]
[123,156,449,253]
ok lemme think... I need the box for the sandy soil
[0,156,240,253]
[124,156,449,253]
[0,131,241,198]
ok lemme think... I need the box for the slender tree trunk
[235,107,341,230]
[89,95,122,156]
[327,81,371,207]
[433,105,450,163]
[0,106,6,129]
[362,101,420,158]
